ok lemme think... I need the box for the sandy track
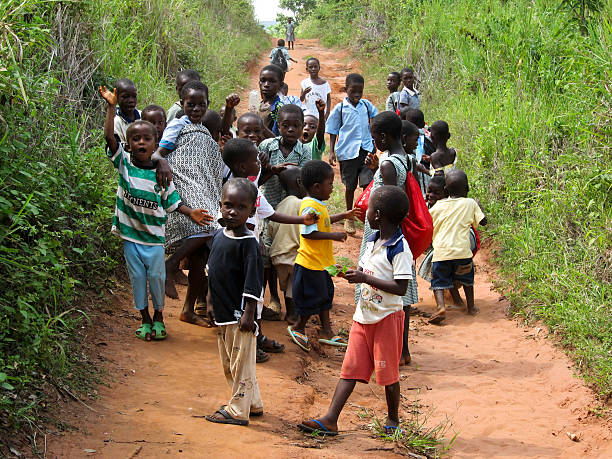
[46,39,610,458]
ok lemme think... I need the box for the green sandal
[135,323,152,341]
[151,321,167,340]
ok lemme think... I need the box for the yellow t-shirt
[295,197,334,271]
[429,197,485,262]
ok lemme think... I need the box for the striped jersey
[108,144,182,245]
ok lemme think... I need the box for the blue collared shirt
[159,115,192,151]
[325,98,378,161]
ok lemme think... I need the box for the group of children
[98,56,486,432]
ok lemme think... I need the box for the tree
[279,0,317,23]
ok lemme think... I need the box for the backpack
[338,100,371,130]
[271,48,288,72]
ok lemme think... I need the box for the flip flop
[135,323,152,341]
[288,326,310,352]
[428,311,446,325]
[151,321,167,340]
[258,335,285,353]
[256,348,270,363]
[318,336,348,347]
[298,419,338,436]
[221,405,263,417]
[384,425,403,435]
[205,407,248,426]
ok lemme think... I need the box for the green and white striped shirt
[108,145,182,245]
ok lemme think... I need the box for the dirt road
[46,39,610,458]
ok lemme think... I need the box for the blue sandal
[298,419,338,436]
[384,425,403,435]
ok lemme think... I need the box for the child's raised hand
[302,211,319,226]
[98,86,117,105]
[190,209,214,226]
[344,269,366,284]
[300,86,312,101]
[365,152,378,170]
[348,207,364,221]
[225,93,240,109]
[315,98,326,113]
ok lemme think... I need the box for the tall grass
[303,0,611,397]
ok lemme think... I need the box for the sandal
[205,407,248,426]
[288,326,310,352]
[261,306,281,321]
[151,321,167,340]
[258,335,285,353]
[318,336,348,347]
[298,419,338,436]
[384,425,403,435]
[256,348,270,363]
[135,323,152,341]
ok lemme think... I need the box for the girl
[300,58,332,119]
[429,120,457,176]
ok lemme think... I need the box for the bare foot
[468,306,480,316]
[318,328,336,341]
[175,269,189,286]
[179,311,212,327]
[165,276,179,299]
[399,353,411,366]
[428,309,446,325]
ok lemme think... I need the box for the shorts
[430,258,474,290]
[340,310,404,386]
[292,264,334,317]
[339,148,373,191]
[275,264,293,298]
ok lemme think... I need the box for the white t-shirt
[300,78,331,116]
[354,229,414,324]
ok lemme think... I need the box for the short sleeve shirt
[399,87,420,109]
[159,115,191,151]
[207,229,264,325]
[114,108,141,144]
[295,197,334,271]
[325,98,378,160]
[385,92,400,112]
[354,229,414,324]
[301,78,331,116]
[302,136,326,161]
[429,197,485,262]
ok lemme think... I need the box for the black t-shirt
[207,229,264,325]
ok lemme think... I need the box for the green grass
[302,0,611,398]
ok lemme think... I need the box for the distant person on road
[269,39,297,73]
[286,17,296,50]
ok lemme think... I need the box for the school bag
[354,154,433,259]
[271,48,288,72]
[338,100,371,130]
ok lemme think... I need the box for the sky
[252,0,289,22]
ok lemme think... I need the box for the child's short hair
[277,38,285,47]
[371,111,402,138]
[202,110,222,140]
[370,185,409,226]
[237,112,264,129]
[261,64,285,82]
[401,120,419,138]
[301,160,333,190]
[115,78,136,93]
[126,120,157,142]
[306,57,320,66]
[398,106,410,120]
[389,71,401,81]
[223,177,258,206]
[141,104,165,119]
[401,67,414,76]
[180,80,209,100]
[429,175,446,190]
[222,138,256,170]
[405,108,425,128]
[177,69,200,83]
[430,120,450,139]
[278,104,304,123]
[445,169,468,196]
[345,73,364,87]
[279,166,301,192]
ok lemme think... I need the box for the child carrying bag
[355,154,433,259]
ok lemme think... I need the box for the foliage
[304,0,612,397]
[0,0,266,446]
[280,0,316,22]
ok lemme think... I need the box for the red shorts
[340,310,404,386]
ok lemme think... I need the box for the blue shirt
[159,115,192,151]
[325,98,378,161]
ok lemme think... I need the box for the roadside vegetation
[0,0,266,449]
[300,0,611,398]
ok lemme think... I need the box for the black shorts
[430,258,474,290]
[292,264,334,317]
[339,148,373,191]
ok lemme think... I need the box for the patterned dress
[165,124,224,247]
[355,153,419,306]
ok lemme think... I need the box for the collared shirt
[354,229,414,324]
[295,197,333,271]
[385,92,400,112]
[325,98,378,161]
[159,115,192,151]
[166,101,182,122]
[114,107,141,144]
[269,46,291,63]
[302,136,326,161]
[399,87,420,109]
[267,195,301,266]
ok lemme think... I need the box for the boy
[266,167,305,323]
[205,178,264,426]
[298,186,413,436]
[288,160,359,352]
[429,120,456,175]
[398,67,420,110]
[300,98,326,160]
[385,71,401,112]
[167,69,200,122]
[141,105,166,146]
[326,73,379,234]
[99,86,211,340]
[269,39,297,73]
[428,170,487,324]
[113,78,140,144]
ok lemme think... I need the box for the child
[99,86,212,341]
[398,67,420,110]
[237,113,266,145]
[428,169,487,324]
[205,178,264,426]
[286,17,296,50]
[385,71,401,112]
[202,109,222,142]
[266,167,305,323]
[300,57,331,119]
[141,105,166,145]
[222,138,318,359]
[269,39,297,73]
[258,65,300,137]
[429,120,456,176]
[113,78,140,144]
[326,73,379,234]
[298,185,413,436]
[167,69,200,122]
[300,99,326,160]
[288,160,359,352]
